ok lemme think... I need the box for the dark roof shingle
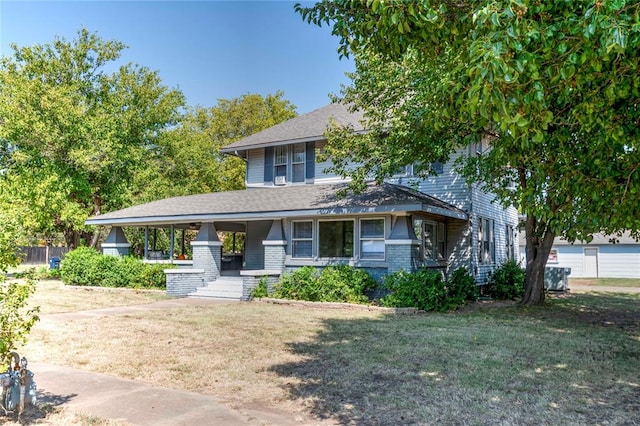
[86,182,467,226]
[220,103,365,152]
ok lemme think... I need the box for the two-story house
[86,103,519,299]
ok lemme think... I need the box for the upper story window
[274,146,287,181]
[270,143,307,185]
[291,144,305,183]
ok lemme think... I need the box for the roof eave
[85,201,459,227]
[220,129,368,153]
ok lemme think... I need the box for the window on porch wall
[319,220,354,258]
[292,221,313,258]
[360,218,385,260]
[418,220,446,261]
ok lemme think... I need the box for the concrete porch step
[188,277,243,300]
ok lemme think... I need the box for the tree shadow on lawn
[269,294,640,425]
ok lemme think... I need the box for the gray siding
[388,150,470,210]
[314,141,356,183]
[471,184,519,283]
[245,221,272,269]
[247,149,265,186]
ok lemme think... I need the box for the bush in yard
[272,265,376,304]
[447,267,479,305]
[60,247,169,289]
[381,269,448,311]
[486,260,525,300]
[381,268,477,311]
[250,276,270,298]
[59,246,102,286]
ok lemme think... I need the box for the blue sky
[0,1,354,113]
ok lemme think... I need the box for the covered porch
[87,182,468,300]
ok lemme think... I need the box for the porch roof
[85,182,468,227]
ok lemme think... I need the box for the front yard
[17,280,640,425]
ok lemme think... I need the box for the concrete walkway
[32,298,305,426]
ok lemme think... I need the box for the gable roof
[220,102,365,152]
[86,182,467,227]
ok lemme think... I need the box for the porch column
[262,220,286,273]
[102,226,130,257]
[386,216,421,274]
[191,223,222,282]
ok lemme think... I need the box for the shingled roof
[86,182,467,227]
[220,102,365,152]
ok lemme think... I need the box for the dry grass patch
[2,405,130,425]
[27,279,170,315]
[20,292,640,425]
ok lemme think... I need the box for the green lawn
[24,290,640,425]
[570,277,640,287]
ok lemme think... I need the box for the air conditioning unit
[274,175,287,186]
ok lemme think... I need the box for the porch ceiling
[85,182,468,227]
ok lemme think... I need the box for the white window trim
[421,219,446,262]
[291,143,306,183]
[291,220,313,259]
[479,217,495,264]
[273,143,306,185]
[318,218,355,259]
[359,217,386,260]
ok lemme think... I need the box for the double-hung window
[319,220,354,258]
[479,218,495,263]
[273,144,305,184]
[274,145,287,182]
[291,143,305,183]
[360,218,385,260]
[505,225,515,260]
[292,221,313,258]
[420,220,446,261]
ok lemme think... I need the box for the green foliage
[381,268,476,311]
[448,267,479,305]
[60,247,169,289]
[133,92,297,203]
[251,276,270,299]
[59,247,102,286]
[0,28,185,248]
[381,269,447,311]
[0,212,25,271]
[296,1,640,305]
[0,273,39,368]
[486,260,526,300]
[272,265,376,304]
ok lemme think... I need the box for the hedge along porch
[87,182,469,300]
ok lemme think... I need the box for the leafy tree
[296,1,640,305]
[0,28,185,248]
[133,92,297,202]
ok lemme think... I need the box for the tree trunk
[63,229,80,250]
[521,216,556,306]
